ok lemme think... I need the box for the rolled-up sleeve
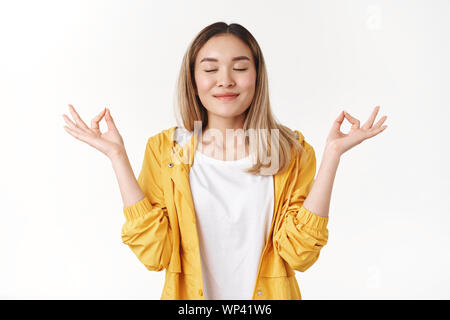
[273,137,329,272]
[121,137,172,272]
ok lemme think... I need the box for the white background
[0,0,449,299]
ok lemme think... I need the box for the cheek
[195,75,215,93]
[237,73,256,91]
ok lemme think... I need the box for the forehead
[196,34,253,64]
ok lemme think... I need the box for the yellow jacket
[121,126,329,300]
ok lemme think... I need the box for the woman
[62,22,388,300]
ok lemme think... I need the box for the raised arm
[274,106,388,272]
[304,106,388,218]
[62,104,172,271]
[62,104,145,207]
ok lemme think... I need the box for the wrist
[108,148,127,162]
[324,142,342,159]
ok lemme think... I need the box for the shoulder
[289,126,314,148]
[289,128,315,165]
[145,126,177,150]
[145,125,194,153]
[285,126,309,152]
[277,123,305,145]
[173,126,194,147]
[291,129,304,143]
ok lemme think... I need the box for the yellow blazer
[121,126,329,299]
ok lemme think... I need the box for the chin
[209,106,247,119]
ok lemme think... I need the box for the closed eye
[204,68,248,73]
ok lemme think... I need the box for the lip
[214,93,239,101]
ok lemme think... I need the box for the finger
[64,125,103,152]
[62,114,77,129]
[68,104,89,130]
[105,108,118,131]
[366,124,388,139]
[372,115,388,129]
[343,111,360,128]
[91,108,107,130]
[332,110,345,132]
[362,106,380,130]
[63,125,87,141]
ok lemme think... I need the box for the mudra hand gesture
[326,106,388,156]
[62,104,125,158]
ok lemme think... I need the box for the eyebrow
[199,56,250,63]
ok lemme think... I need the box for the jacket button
[168,162,174,168]
[198,289,203,296]
[257,290,262,296]
[179,149,183,157]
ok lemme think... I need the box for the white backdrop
[0,0,449,299]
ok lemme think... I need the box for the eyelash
[204,68,248,73]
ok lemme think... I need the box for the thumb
[331,110,345,132]
[105,108,118,130]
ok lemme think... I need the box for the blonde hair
[174,21,304,176]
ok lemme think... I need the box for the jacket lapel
[164,126,199,223]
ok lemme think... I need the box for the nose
[216,68,235,88]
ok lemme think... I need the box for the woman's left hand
[326,106,388,156]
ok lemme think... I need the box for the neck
[204,113,246,139]
[199,113,249,160]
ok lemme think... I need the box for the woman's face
[194,34,257,122]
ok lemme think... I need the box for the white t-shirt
[188,143,275,300]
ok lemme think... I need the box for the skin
[62,106,124,158]
[61,35,388,216]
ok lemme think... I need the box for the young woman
[62,22,388,300]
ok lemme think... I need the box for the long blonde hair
[174,21,304,176]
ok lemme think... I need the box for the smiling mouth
[214,94,239,101]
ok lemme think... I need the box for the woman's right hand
[62,104,125,159]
